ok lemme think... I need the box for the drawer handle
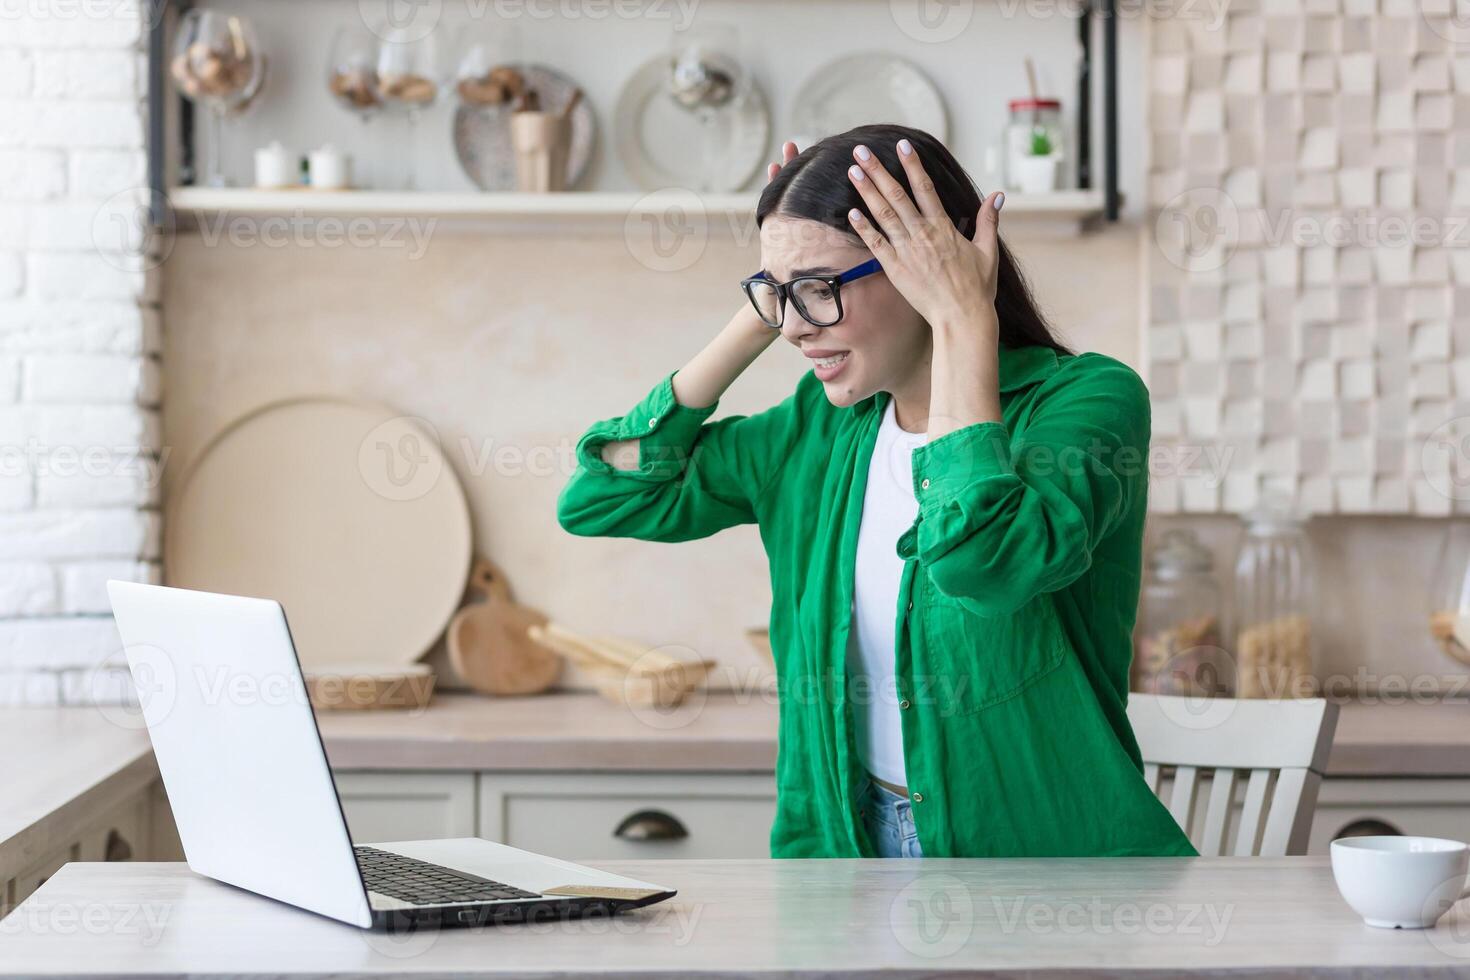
[1335,818,1402,839]
[614,809,688,842]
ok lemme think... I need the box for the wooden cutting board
[166,398,472,669]
[446,559,561,695]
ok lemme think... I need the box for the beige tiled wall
[1146,1,1470,516]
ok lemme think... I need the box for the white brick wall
[0,2,159,704]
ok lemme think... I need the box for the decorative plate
[614,54,771,192]
[453,63,597,191]
[789,53,949,146]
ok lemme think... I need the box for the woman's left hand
[844,139,1005,333]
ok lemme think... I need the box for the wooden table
[4,857,1470,977]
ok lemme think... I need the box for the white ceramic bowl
[1330,836,1470,929]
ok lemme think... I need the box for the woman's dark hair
[756,123,1070,354]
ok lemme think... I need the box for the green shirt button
[920,478,931,489]
[912,792,923,803]
[899,699,911,710]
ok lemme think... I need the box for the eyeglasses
[740,258,883,329]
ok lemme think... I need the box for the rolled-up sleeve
[905,356,1150,616]
[557,372,802,543]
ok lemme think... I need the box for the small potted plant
[1013,126,1061,195]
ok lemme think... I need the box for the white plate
[166,398,472,669]
[614,54,770,192]
[789,53,949,145]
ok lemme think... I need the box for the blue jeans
[858,777,924,858]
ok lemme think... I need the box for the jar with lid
[1232,507,1317,699]
[1004,98,1065,194]
[1133,528,1229,696]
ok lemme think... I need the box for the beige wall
[162,222,1461,692]
[161,223,1142,687]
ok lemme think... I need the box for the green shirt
[558,344,1196,859]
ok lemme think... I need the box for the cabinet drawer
[1157,775,1470,856]
[480,773,776,861]
[1308,779,1470,854]
[332,771,476,843]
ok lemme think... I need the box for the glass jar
[1004,98,1065,194]
[1233,507,1317,698]
[1429,522,1470,668]
[1133,528,1228,696]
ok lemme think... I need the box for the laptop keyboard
[354,846,541,906]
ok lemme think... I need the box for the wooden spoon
[447,558,561,695]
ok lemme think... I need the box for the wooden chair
[1127,694,1339,856]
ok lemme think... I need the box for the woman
[559,124,1195,860]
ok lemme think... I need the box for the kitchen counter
[315,690,781,772]
[314,691,1470,778]
[4,856,1468,977]
[0,708,157,878]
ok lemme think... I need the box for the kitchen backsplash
[161,224,1148,689]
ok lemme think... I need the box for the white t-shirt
[846,398,927,788]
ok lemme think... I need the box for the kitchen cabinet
[1308,778,1470,851]
[331,772,477,843]
[330,770,776,858]
[1158,774,1470,855]
[479,773,777,861]
[3,780,161,916]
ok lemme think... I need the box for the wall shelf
[167,187,1110,235]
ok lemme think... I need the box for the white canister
[309,145,352,190]
[253,141,296,189]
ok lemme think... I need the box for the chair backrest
[1126,695,1339,857]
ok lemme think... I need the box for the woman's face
[758,215,930,408]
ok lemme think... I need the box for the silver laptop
[106,580,675,930]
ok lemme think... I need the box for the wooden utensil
[304,663,434,711]
[527,621,715,709]
[447,559,562,696]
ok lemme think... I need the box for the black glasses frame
[739,258,883,329]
